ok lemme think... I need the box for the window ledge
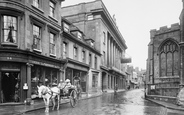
[48,15,58,22]
[33,48,42,53]
[50,53,56,57]
[1,42,17,47]
[31,5,44,14]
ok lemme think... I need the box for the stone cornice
[91,9,127,50]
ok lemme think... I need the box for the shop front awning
[121,57,132,63]
[130,80,138,84]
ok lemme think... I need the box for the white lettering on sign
[30,60,59,68]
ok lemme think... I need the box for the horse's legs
[57,95,60,110]
[43,98,48,112]
[45,98,50,112]
[52,97,55,110]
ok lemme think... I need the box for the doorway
[1,72,20,103]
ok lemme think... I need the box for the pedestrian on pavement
[114,84,118,94]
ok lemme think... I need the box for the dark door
[1,72,20,103]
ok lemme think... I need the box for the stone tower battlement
[150,23,180,37]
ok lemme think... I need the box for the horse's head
[37,85,46,98]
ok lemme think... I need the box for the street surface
[23,89,184,115]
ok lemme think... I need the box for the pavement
[0,89,120,115]
[145,96,184,112]
[2,89,184,115]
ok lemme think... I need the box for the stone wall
[147,23,181,97]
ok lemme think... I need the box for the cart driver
[64,79,72,94]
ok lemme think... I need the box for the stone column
[26,63,33,102]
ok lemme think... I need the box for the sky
[62,0,182,70]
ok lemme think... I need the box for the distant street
[23,89,184,115]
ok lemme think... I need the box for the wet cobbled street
[23,89,184,115]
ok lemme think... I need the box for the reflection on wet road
[24,89,184,115]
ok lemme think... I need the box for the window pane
[166,52,172,76]
[50,33,54,43]
[49,33,55,55]
[161,53,166,76]
[33,25,41,50]
[173,51,179,75]
[63,43,67,58]
[49,1,55,17]
[63,23,70,32]
[33,0,39,8]
[3,15,17,43]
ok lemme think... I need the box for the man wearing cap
[64,79,71,94]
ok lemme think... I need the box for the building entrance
[1,72,20,103]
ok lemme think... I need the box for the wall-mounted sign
[23,83,28,90]
[151,85,155,90]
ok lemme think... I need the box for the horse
[37,85,60,112]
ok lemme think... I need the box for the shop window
[65,68,73,82]
[45,68,58,86]
[159,40,179,77]
[49,32,56,56]
[2,15,17,44]
[92,74,97,87]
[31,66,43,96]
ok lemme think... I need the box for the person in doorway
[2,73,11,102]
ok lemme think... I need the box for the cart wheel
[77,89,81,99]
[70,90,77,107]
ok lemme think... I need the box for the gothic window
[159,40,179,77]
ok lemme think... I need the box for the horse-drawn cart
[37,84,81,112]
[60,87,78,107]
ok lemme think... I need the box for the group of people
[58,79,72,94]
[37,77,81,95]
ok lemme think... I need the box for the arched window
[159,40,179,77]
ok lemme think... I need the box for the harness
[41,87,54,100]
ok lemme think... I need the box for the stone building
[146,23,180,98]
[61,0,128,92]
[61,18,101,94]
[0,0,65,103]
